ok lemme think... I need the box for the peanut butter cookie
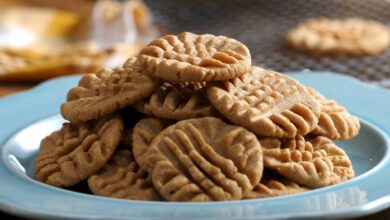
[138,32,251,82]
[35,114,124,187]
[308,88,360,140]
[207,66,321,138]
[287,18,390,55]
[138,117,263,201]
[132,117,172,169]
[133,82,219,120]
[261,136,354,188]
[61,60,156,123]
[88,150,162,201]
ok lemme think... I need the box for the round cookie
[133,82,219,120]
[88,150,162,201]
[308,88,360,140]
[138,32,251,82]
[287,18,390,55]
[207,66,321,138]
[61,58,157,123]
[137,117,263,201]
[261,135,355,188]
[35,114,124,187]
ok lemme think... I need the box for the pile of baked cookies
[35,32,360,202]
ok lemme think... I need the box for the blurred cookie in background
[0,0,158,82]
[286,17,390,56]
[0,41,141,81]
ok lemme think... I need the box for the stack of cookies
[35,32,360,202]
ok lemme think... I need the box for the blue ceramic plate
[0,71,389,219]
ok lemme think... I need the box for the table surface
[143,0,390,82]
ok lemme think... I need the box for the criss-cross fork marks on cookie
[61,62,156,123]
[308,88,360,140]
[88,150,162,201]
[208,66,321,138]
[35,31,359,202]
[134,82,218,120]
[261,136,354,188]
[137,117,263,201]
[35,115,124,187]
[228,71,298,113]
[139,32,251,82]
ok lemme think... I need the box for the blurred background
[0,0,389,97]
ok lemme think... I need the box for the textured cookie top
[261,135,355,188]
[308,88,360,140]
[132,117,172,168]
[287,18,390,55]
[35,114,124,187]
[207,66,321,138]
[138,32,251,82]
[134,82,219,120]
[61,60,157,123]
[88,150,162,201]
[139,117,263,201]
[122,57,140,72]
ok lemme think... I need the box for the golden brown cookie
[0,42,114,82]
[61,61,156,123]
[122,57,139,72]
[138,32,251,82]
[133,82,219,120]
[35,114,124,187]
[261,136,354,188]
[132,117,172,168]
[287,18,390,55]
[244,171,308,199]
[88,150,162,201]
[137,117,263,201]
[207,66,321,138]
[308,88,360,140]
